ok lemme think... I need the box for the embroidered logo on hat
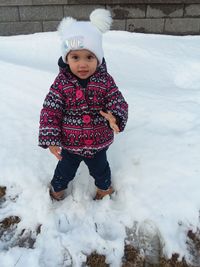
[64,36,84,50]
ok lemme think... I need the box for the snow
[0,30,200,266]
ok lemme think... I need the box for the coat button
[83,115,91,124]
[76,90,83,99]
[84,139,93,145]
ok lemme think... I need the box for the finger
[113,127,120,134]
[56,147,62,155]
[100,110,114,122]
[55,153,62,161]
[53,150,62,160]
[111,123,120,133]
[55,148,62,160]
[100,110,108,119]
[107,111,116,122]
[49,147,62,160]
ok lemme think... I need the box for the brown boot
[94,187,114,200]
[49,188,65,201]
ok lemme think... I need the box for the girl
[39,9,128,201]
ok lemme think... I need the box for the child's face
[66,49,98,79]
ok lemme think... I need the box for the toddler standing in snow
[39,9,128,201]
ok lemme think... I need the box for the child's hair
[58,9,112,66]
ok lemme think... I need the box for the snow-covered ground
[0,30,200,267]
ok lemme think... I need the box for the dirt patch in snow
[0,216,21,229]
[0,186,6,198]
[86,252,109,267]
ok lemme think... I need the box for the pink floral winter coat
[39,61,128,157]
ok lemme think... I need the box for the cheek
[68,63,77,70]
[90,66,97,74]
[93,62,98,70]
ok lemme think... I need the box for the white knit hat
[58,9,112,65]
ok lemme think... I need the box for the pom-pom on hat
[58,9,112,65]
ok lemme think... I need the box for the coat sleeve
[38,74,65,148]
[105,75,128,132]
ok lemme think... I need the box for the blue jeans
[51,149,111,192]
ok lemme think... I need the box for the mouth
[78,70,89,76]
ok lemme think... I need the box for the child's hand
[49,146,62,160]
[100,110,120,134]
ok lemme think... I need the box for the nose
[79,60,87,68]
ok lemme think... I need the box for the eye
[71,55,79,60]
[87,55,95,60]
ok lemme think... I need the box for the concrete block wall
[0,0,200,36]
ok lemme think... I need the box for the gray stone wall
[0,0,200,36]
